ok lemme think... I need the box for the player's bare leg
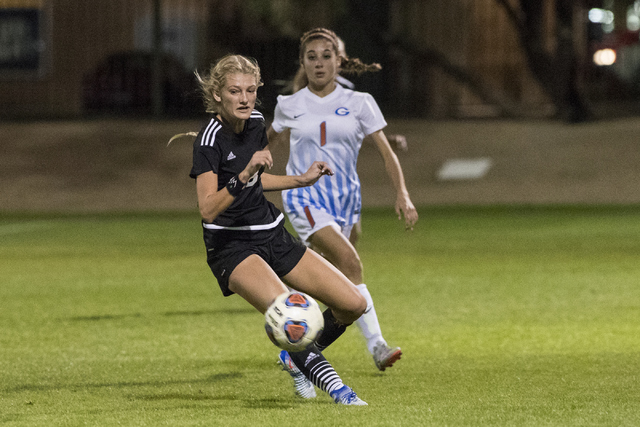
[310,226,402,371]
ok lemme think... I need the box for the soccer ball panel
[264,292,324,352]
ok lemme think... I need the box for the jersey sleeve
[189,138,222,179]
[358,93,387,136]
[271,95,290,134]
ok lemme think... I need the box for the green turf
[1,206,639,426]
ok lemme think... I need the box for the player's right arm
[196,150,274,223]
[195,171,233,223]
[267,95,294,151]
[266,125,289,151]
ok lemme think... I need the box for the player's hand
[299,161,334,187]
[396,195,418,230]
[240,149,273,182]
[388,134,408,152]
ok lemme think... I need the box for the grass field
[1,206,640,426]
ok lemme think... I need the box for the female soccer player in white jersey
[290,35,408,156]
[288,34,408,249]
[267,28,419,376]
[187,54,368,405]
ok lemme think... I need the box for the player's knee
[355,292,367,316]
[338,254,363,284]
[343,291,367,323]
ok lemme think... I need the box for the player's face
[215,73,258,130]
[301,39,340,92]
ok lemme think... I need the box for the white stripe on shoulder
[201,119,222,147]
[250,110,265,121]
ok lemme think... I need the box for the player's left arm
[368,129,418,230]
[261,161,334,191]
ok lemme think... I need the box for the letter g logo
[335,107,349,116]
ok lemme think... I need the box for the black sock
[288,344,344,394]
[315,308,348,352]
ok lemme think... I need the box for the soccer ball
[264,292,324,352]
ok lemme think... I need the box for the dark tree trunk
[555,0,591,122]
[498,0,591,122]
[390,40,525,117]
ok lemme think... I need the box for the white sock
[355,284,386,354]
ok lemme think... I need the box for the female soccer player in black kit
[187,54,367,405]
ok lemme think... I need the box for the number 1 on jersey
[320,121,326,147]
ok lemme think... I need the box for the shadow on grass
[69,313,143,321]
[68,307,255,322]
[5,372,243,394]
[136,392,228,402]
[134,394,307,409]
[163,308,255,317]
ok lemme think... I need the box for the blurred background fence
[1,0,639,121]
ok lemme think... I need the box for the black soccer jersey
[190,111,281,231]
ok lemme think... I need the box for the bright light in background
[628,2,640,31]
[589,8,615,24]
[628,13,640,30]
[593,48,617,66]
[590,8,615,33]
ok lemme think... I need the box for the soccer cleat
[373,341,402,371]
[330,385,368,406]
[278,350,317,399]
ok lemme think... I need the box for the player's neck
[307,81,337,98]
[217,113,245,134]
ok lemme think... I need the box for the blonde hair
[293,28,381,93]
[195,54,264,114]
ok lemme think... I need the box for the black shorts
[203,223,307,297]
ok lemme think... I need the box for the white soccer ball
[264,292,324,352]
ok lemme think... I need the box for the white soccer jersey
[272,84,387,226]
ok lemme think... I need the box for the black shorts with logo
[203,221,307,296]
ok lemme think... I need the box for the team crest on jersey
[335,107,350,116]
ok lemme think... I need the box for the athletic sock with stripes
[315,308,348,352]
[288,344,344,394]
